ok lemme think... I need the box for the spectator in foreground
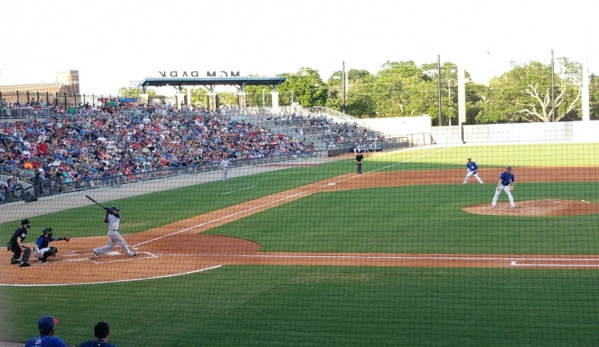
[25,315,68,347]
[79,321,118,347]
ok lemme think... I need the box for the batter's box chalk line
[91,251,158,264]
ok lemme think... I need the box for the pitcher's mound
[464,200,599,216]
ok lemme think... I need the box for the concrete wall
[323,114,599,145]
[431,120,599,144]
[337,115,432,138]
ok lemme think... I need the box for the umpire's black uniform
[8,219,32,267]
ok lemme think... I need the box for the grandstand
[0,103,418,205]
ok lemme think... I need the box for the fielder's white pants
[492,185,515,208]
[464,171,483,184]
[95,229,135,256]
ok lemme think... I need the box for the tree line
[120,57,599,124]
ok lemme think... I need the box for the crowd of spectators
[270,112,383,150]
[0,103,316,197]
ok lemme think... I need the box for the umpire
[7,219,32,267]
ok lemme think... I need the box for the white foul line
[219,185,256,195]
[0,265,223,287]
[134,148,452,248]
[511,260,599,268]
[133,191,307,247]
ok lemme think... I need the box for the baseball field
[2,143,599,346]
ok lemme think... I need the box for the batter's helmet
[109,206,119,212]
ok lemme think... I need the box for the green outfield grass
[2,267,599,347]
[207,182,599,254]
[2,143,599,347]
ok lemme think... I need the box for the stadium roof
[138,76,287,93]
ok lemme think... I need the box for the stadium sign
[158,71,240,78]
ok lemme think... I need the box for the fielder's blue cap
[506,166,512,170]
[38,315,58,334]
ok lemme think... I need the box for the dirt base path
[2,167,599,286]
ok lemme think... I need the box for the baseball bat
[85,195,107,210]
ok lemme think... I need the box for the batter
[93,206,138,258]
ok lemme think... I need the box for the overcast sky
[0,0,596,95]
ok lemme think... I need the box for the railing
[0,183,25,204]
[0,151,323,204]
[311,106,356,121]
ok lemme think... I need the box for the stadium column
[270,91,279,109]
[140,94,149,105]
[237,92,247,108]
[207,92,216,111]
[174,93,185,109]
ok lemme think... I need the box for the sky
[0,0,597,95]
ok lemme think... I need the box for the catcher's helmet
[109,206,119,212]
[41,228,53,237]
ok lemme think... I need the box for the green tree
[217,91,238,107]
[241,85,271,107]
[118,86,141,98]
[464,82,488,124]
[118,86,162,104]
[345,69,376,117]
[477,60,581,123]
[190,88,208,107]
[325,69,376,117]
[372,61,432,117]
[590,74,599,120]
[325,71,343,110]
[277,68,327,108]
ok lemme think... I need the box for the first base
[328,183,336,186]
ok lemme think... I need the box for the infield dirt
[2,166,599,286]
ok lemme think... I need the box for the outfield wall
[430,120,599,144]
[355,115,431,138]
[335,116,599,145]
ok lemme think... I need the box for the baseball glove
[63,235,71,242]
[510,186,514,192]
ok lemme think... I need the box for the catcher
[33,228,71,263]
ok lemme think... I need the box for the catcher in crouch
[33,228,71,263]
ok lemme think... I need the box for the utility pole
[437,55,442,126]
[551,49,555,122]
[342,61,346,114]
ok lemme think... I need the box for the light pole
[448,79,456,125]
[551,49,555,122]
[447,79,451,126]
[262,88,265,108]
[447,69,456,126]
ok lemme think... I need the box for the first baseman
[463,158,483,184]
[220,156,230,182]
[93,206,138,258]
[491,166,515,209]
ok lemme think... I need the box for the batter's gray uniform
[94,207,137,258]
